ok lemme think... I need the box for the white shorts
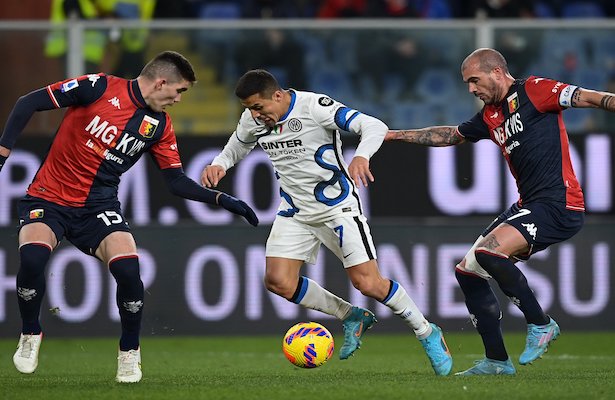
[266,214,377,268]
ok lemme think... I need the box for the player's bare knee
[263,275,293,298]
[350,276,381,299]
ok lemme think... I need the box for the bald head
[461,48,515,106]
[462,48,509,75]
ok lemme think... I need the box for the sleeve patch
[318,97,334,106]
[60,79,79,93]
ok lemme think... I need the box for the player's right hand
[201,165,226,187]
[218,193,259,227]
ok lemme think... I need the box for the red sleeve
[149,114,183,170]
[525,76,573,113]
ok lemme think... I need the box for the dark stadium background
[1,0,614,337]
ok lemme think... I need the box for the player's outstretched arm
[0,89,56,172]
[571,88,615,112]
[201,164,226,188]
[162,168,258,226]
[385,126,465,147]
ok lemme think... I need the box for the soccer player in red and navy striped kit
[0,51,258,383]
[386,48,615,375]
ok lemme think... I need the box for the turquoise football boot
[419,323,453,376]
[339,307,377,360]
[455,358,516,376]
[519,317,560,365]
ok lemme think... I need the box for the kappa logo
[108,96,121,110]
[469,313,478,328]
[123,300,143,313]
[17,287,37,301]
[522,222,538,240]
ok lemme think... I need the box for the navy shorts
[17,195,131,257]
[482,201,584,260]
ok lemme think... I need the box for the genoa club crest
[507,92,519,113]
[138,115,159,138]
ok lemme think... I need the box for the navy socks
[476,250,549,325]
[109,256,144,351]
[16,244,51,334]
[456,269,508,361]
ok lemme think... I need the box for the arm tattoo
[572,89,582,107]
[393,126,462,146]
[600,95,615,112]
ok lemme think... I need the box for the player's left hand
[348,156,373,188]
[218,193,259,227]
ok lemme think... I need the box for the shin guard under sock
[475,250,549,325]
[109,256,144,351]
[290,276,352,320]
[17,243,51,334]
[456,269,508,361]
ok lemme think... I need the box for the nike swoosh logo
[354,322,364,337]
[343,252,354,259]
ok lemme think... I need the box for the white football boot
[13,333,43,374]
[116,348,142,383]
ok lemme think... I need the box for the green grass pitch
[1,332,614,400]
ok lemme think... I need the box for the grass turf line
[1,332,614,400]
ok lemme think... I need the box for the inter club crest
[138,115,159,138]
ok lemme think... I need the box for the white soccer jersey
[211,90,388,223]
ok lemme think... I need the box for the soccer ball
[282,322,334,368]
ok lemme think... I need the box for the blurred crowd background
[1,0,615,136]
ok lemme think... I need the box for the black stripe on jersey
[353,216,374,260]
[127,80,146,108]
[332,130,363,214]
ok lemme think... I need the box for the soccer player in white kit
[201,69,452,375]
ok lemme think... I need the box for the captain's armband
[559,85,580,108]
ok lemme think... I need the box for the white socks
[293,277,433,338]
[383,281,431,338]
[295,277,353,320]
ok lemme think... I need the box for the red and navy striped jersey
[457,76,585,212]
[28,74,182,207]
